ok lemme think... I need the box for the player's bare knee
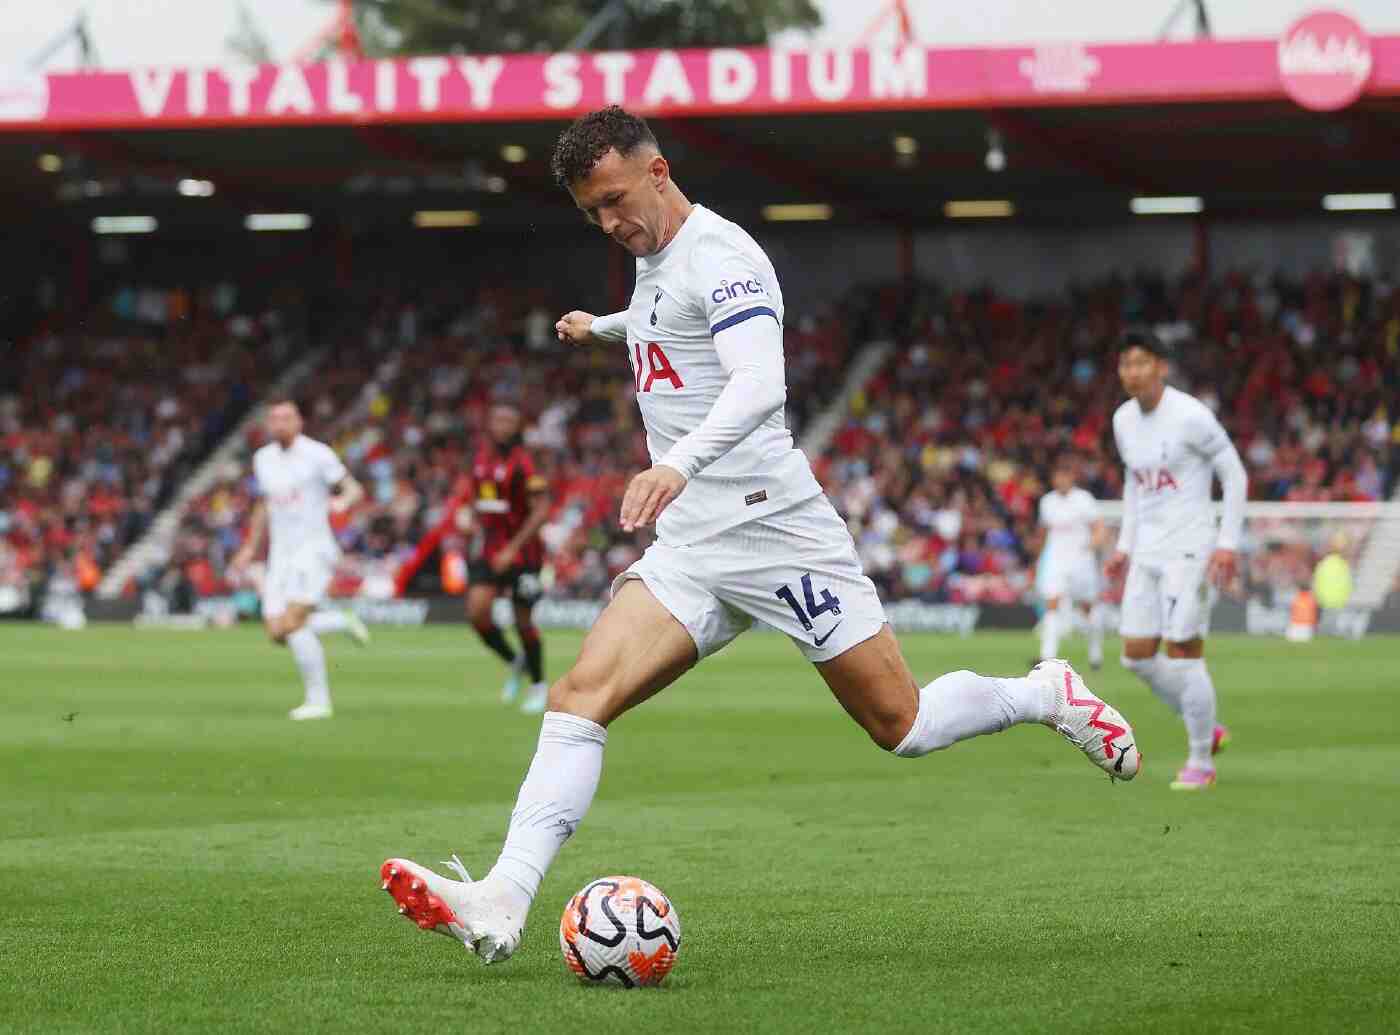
[1165,639,1203,659]
[1121,638,1159,661]
[547,666,617,725]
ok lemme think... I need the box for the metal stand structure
[1157,0,1213,40]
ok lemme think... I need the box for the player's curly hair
[551,105,658,189]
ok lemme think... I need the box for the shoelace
[441,854,473,883]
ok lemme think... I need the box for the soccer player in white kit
[378,107,1142,963]
[231,400,368,720]
[1105,329,1246,790]
[1035,455,1106,669]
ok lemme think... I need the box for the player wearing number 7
[377,107,1142,962]
[1106,328,1247,791]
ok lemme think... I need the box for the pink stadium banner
[2,28,1397,130]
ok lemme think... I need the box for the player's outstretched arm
[556,310,627,346]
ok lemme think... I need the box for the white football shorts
[1041,554,1101,604]
[613,494,887,663]
[262,546,336,618]
[1119,552,1213,642]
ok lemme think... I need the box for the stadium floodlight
[37,153,62,172]
[1130,195,1203,215]
[500,144,528,164]
[177,179,215,197]
[91,215,156,234]
[245,212,312,231]
[945,199,1015,218]
[984,128,1006,172]
[762,204,833,222]
[414,210,481,228]
[1322,193,1396,212]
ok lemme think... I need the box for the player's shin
[519,626,544,683]
[1163,657,1217,769]
[475,623,518,665]
[893,671,1052,757]
[1122,654,1184,715]
[308,611,350,634]
[487,711,607,909]
[1087,605,1105,666]
[286,627,330,708]
[1039,608,1060,661]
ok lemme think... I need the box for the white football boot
[380,856,525,963]
[1031,659,1141,781]
[288,703,333,721]
[345,611,371,647]
[518,681,549,715]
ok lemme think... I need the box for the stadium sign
[3,35,1398,130]
[1278,10,1373,111]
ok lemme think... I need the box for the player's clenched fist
[619,465,687,532]
[556,310,599,346]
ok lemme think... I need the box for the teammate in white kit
[378,107,1142,963]
[1105,329,1246,790]
[1035,455,1106,669]
[231,401,368,720]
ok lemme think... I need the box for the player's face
[570,147,669,257]
[1118,347,1166,400]
[1052,467,1074,493]
[266,403,302,446]
[488,405,521,445]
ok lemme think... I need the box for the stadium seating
[0,281,305,606]
[7,265,1394,608]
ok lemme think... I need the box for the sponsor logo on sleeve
[710,277,766,304]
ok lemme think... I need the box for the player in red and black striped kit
[461,402,552,713]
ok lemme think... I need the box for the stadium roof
[6,28,1400,232]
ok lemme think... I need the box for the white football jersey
[252,435,347,566]
[1113,385,1236,560]
[1038,488,1098,567]
[623,204,821,546]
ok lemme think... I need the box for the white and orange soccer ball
[559,876,681,987]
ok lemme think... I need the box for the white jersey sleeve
[312,440,348,487]
[1185,406,1247,551]
[591,310,628,342]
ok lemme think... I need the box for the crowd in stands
[5,261,1396,613]
[825,270,1398,604]
[0,282,306,609]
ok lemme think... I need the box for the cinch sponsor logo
[711,278,764,304]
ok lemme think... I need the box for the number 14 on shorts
[775,574,842,632]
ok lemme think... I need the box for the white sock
[286,627,330,708]
[308,611,350,635]
[488,711,607,906]
[1039,608,1060,661]
[1122,654,1183,715]
[894,671,1053,758]
[1087,605,1105,666]
[1164,657,1217,770]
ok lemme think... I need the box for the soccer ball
[559,876,681,987]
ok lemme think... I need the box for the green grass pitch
[2,624,1398,1033]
